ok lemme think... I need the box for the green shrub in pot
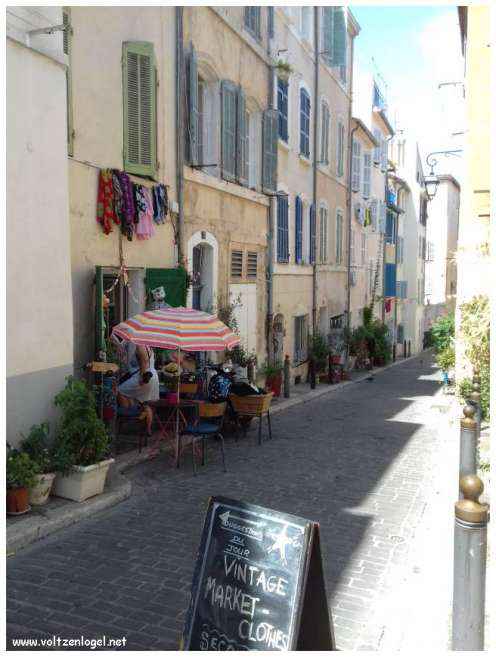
[6,448,39,514]
[20,422,57,506]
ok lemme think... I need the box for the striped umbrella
[111,307,240,352]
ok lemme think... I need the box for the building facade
[7,7,74,446]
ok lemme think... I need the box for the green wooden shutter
[187,46,199,166]
[123,41,157,178]
[236,87,248,186]
[322,7,334,66]
[332,7,347,67]
[262,108,278,194]
[145,268,188,308]
[221,80,237,182]
[63,8,74,156]
[95,266,105,359]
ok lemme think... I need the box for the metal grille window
[277,195,289,262]
[294,315,309,364]
[320,102,330,165]
[247,252,258,278]
[244,7,261,39]
[363,152,372,198]
[319,206,328,263]
[336,210,343,264]
[337,121,345,176]
[277,78,289,142]
[299,88,311,157]
[351,138,361,192]
[231,251,243,278]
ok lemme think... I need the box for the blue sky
[350,4,465,178]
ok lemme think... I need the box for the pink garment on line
[135,187,155,240]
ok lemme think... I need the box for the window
[363,152,372,198]
[321,7,347,70]
[268,6,274,39]
[277,195,289,262]
[244,7,261,39]
[299,88,311,157]
[319,206,328,263]
[337,121,345,176]
[300,7,313,42]
[373,129,382,164]
[320,101,330,165]
[309,204,316,264]
[397,324,404,344]
[63,8,73,156]
[277,78,289,142]
[370,198,378,231]
[231,251,243,278]
[386,210,396,243]
[361,233,366,265]
[262,109,278,194]
[385,263,397,297]
[123,41,157,177]
[220,80,237,182]
[295,196,303,264]
[294,315,309,364]
[379,200,387,233]
[336,210,343,264]
[247,252,258,278]
[351,138,361,192]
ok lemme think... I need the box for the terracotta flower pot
[6,487,30,515]
[266,374,282,398]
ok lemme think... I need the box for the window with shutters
[294,315,309,364]
[299,88,311,158]
[351,138,361,192]
[370,198,378,231]
[379,200,387,233]
[397,324,404,343]
[262,109,278,194]
[336,210,344,264]
[336,121,345,177]
[319,205,328,263]
[361,233,366,265]
[321,7,347,72]
[277,78,289,142]
[385,263,397,297]
[221,80,237,182]
[247,252,258,278]
[373,128,381,164]
[236,88,249,186]
[363,151,372,198]
[63,8,73,156]
[244,7,261,40]
[309,204,316,264]
[231,251,243,278]
[123,41,157,178]
[320,101,330,165]
[295,196,303,264]
[277,195,289,262]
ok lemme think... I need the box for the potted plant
[436,345,455,385]
[51,377,113,503]
[6,448,39,515]
[309,332,330,382]
[20,422,56,506]
[275,59,293,82]
[260,362,283,398]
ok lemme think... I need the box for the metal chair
[114,406,149,454]
[179,402,227,473]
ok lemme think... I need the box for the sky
[350,4,465,181]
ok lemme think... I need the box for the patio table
[148,398,204,466]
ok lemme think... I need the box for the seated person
[117,392,153,436]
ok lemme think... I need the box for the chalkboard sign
[181,496,335,651]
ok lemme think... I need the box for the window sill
[299,154,311,166]
[184,167,269,207]
[278,138,290,152]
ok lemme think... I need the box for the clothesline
[71,156,170,187]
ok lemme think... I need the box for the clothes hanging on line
[135,185,155,240]
[112,170,135,242]
[152,184,168,224]
[96,169,119,234]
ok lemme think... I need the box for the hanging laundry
[133,184,147,226]
[96,169,118,234]
[113,170,135,241]
[385,298,393,313]
[152,184,168,224]
[364,207,371,227]
[135,185,155,240]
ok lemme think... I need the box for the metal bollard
[328,353,333,385]
[470,379,482,441]
[309,357,316,389]
[452,474,489,651]
[403,339,407,358]
[459,405,478,492]
[392,343,396,362]
[408,340,411,357]
[283,354,290,399]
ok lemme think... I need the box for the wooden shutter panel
[322,7,333,66]
[221,80,237,182]
[295,196,303,264]
[262,108,278,194]
[309,204,316,264]
[187,47,199,166]
[145,268,188,307]
[123,41,157,177]
[236,87,248,186]
[332,7,347,67]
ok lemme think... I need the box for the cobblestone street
[7,353,446,651]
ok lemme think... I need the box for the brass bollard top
[461,404,477,429]
[455,475,489,523]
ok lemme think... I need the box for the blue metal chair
[179,402,227,473]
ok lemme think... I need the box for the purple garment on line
[113,170,135,241]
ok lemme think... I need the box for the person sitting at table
[117,341,159,435]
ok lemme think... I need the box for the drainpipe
[266,27,275,364]
[345,29,356,363]
[175,7,185,266]
[312,8,320,335]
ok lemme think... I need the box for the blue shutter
[236,87,248,186]
[385,263,397,297]
[268,6,274,39]
[277,196,289,262]
[300,89,310,157]
[277,78,288,142]
[295,196,303,264]
[309,203,316,264]
[221,80,237,182]
[262,109,278,194]
[187,46,199,165]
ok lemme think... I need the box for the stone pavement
[7,353,455,651]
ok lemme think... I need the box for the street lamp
[425,149,463,200]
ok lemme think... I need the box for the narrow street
[7,354,446,651]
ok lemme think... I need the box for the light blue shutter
[322,8,333,66]
[295,196,303,264]
[277,196,289,262]
[236,87,248,186]
[332,7,347,67]
[309,204,316,264]
[262,109,278,194]
[187,47,199,166]
[221,80,237,182]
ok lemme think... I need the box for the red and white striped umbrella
[111,307,240,352]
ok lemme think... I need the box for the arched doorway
[187,231,218,311]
